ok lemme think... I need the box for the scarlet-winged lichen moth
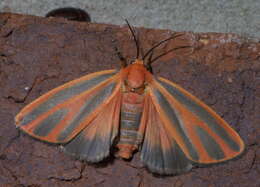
[15,20,245,175]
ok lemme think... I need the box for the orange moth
[15,20,245,175]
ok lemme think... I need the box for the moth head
[124,60,146,92]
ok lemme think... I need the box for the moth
[15,21,245,175]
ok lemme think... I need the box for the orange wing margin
[15,70,121,144]
[145,77,244,164]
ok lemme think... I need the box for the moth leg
[114,46,127,68]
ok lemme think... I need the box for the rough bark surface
[0,13,259,187]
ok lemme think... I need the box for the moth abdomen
[116,93,144,159]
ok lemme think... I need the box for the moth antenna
[143,33,185,63]
[145,50,154,73]
[125,19,140,59]
[148,45,192,65]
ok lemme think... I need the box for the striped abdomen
[116,92,144,159]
